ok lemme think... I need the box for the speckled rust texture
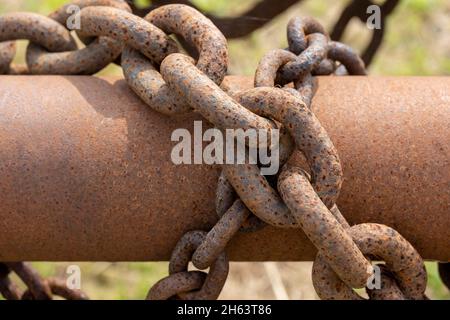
[0,42,15,74]
[0,75,448,262]
[327,41,366,75]
[0,12,76,73]
[312,223,427,300]
[147,271,206,300]
[146,4,228,85]
[161,54,275,138]
[287,16,327,55]
[26,0,132,75]
[278,166,371,288]
[167,231,228,300]
[76,6,178,65]
[278,33,327,84]
[121,4,228,115]
[0,12,76,51]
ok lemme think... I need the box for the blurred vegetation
[2,0,449,76]
[0,0,449,299]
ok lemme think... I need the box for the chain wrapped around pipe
[145,9,427,299]
[256,17,426,299]
[0,0,437,300]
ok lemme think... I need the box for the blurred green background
[0,0,449,299]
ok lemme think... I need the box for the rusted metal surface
[281,42,365,82]
[278,166,372,289]
[129,0,400,66]
[76,6,178,65]
[146,271,206,300]
[255,49,298,87]
[143,8,303,298]
[275,16,367,85]
[149,230,229,300]
[0,13,76,51]
[0,1,436,301]
[215,171,266,233]
[121,4,229,115]
[161,54,275,137]
[327,41,367,75]
[366,265,406,300]
[0,75,449,262]
[0,42,15,74]
[312,223,427,300]
[0,12,77,73]
[242,20,408,298]
[146,5,228,85]
[35,278,88,300]
[193,200,250,270]
[51,0,131,22]
[231,88,342,212]
[169,231,229,300]
[287,16,327,55]
[27,38,122,75]
[0,263,22,300]
[0,262,88,300]
[278,33,328,84]
[26,0,131,75]
[0,0,398,74]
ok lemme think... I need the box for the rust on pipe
[0,75,449,262]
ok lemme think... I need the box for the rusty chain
[26,0,131,75]
[330,0,400,66]
[0,262,87,300]
[0,0,439,300]
[128,0,400,67]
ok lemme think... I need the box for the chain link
[0,262,87,300]
[0,41,15,73]
[121,4,228,115]
[0,12,77,74]
[26,0,131,75]
[312,224,427,300]
[253,17,426,299]
[0,0,433,300]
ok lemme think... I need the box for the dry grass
[221,262,318,300]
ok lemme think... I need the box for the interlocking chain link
[0,0,432,300]
[27,0,131,75]
[0,12,77,74]
[252,17,427,299]
[127,0,400,67]
[0,262,88,300]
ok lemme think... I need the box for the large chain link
[249,16,427,300]
[0,0,432,300]
[27,0,131,74]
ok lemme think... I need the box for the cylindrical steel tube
[0,75,448,261]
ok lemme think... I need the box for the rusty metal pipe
[0,75,448,262]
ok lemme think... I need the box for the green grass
[29,262,169,300]
[426,262,450,299]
